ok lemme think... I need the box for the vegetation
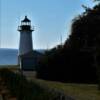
[0,69,100,100]
[37,2,100,89]
[1,0,100,99]
[34,79,100,100]
[0,69,53,100]
[0,68,77,100]
[0,65,19,68]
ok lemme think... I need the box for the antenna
[46,42,49,50]
[0,22,1,48]
[60,34,63,46]
[0,1,1,48]
[0,33,1,48]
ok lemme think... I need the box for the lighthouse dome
[22,16,31,22]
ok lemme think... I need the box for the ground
[33,79,100,100]
[0,67,100,100]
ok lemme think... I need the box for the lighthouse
[18,16,35,71]
[18,16,42,79]
[18,16,34,55]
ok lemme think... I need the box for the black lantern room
[18,16,33,31]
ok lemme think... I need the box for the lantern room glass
[21,21,31,26]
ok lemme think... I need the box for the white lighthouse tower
[18,16,34,56]
[17,16,41,78]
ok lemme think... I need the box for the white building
[18,16,34,55]
[18,16,42,74]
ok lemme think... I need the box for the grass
[33,79,100,100]
[0,65,20,72]
[0,68,100,100]
[0,69,57,100]
[0,65,19,68]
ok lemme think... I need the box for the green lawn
[0,65,20,72]
[0,68,100,100]
[34,79,100,100]
[0,65,19,68]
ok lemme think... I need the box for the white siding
[19,31,33,55]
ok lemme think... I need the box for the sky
[0,0,95,49]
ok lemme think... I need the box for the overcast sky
[0,0,95,49]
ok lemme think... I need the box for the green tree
[67,3,100,89]
[37,1,100,86]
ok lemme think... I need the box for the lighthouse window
[21,22,30,26]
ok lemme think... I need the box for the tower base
[22,71,37,80]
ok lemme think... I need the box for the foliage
[0,69,57,100]
[35,79,100,100]
[37,3,100,88]
[68,3,100,89]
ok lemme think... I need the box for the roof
[22,16,31,22]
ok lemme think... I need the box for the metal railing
[18,25,34,31]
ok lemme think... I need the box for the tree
[37,1,99,86]
[66,3,100,89]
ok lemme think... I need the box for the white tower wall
[19,31,33,55]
